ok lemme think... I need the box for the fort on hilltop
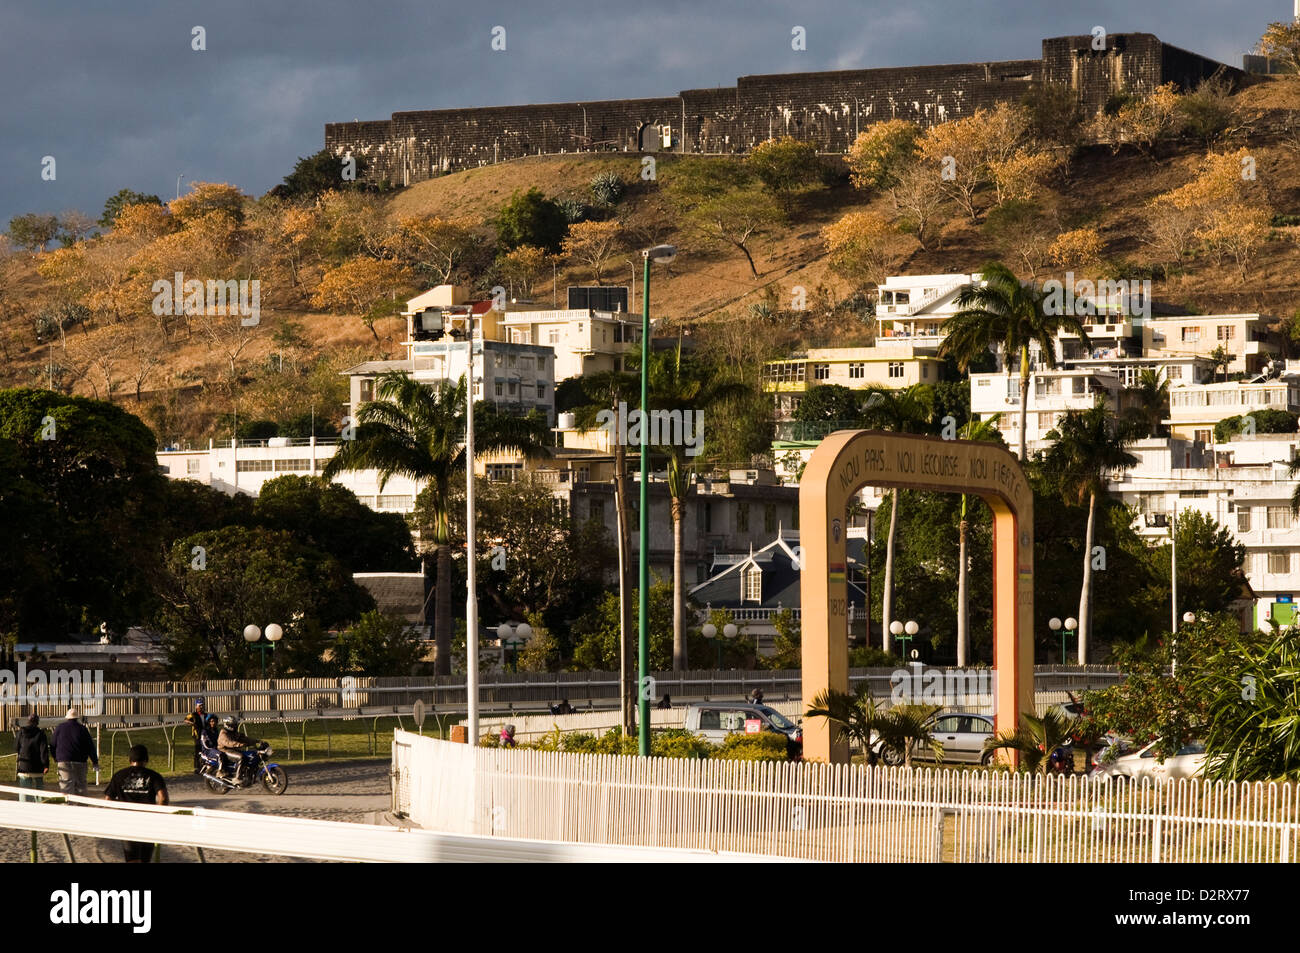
[326,34,1242,187]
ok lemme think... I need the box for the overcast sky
[2,0,1291,227]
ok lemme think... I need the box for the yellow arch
[799,430,1035,763]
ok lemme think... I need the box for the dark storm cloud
[0,0,1287,226]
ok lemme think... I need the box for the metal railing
[393,732,1300,863]
[0,785,782,863]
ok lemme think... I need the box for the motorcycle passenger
[217,716,259,782]
[198,714,223,777]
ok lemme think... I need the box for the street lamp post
[701,621,739,669]
[495,622,533,672]
[1174,611,1195,676]
[1048,617,1077,664]
[889,619,919,659]
[243,623,283,677]
[638,244,676,756]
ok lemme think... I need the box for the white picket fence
[392,731,1300,863]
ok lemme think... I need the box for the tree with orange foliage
[387,215,478,284]
[312,256,412,340]
[561,219,623,284]
[848,119,921,192]
[169,182,246,226]
[822,211,911,289]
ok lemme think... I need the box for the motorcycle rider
[217,716,260,782]
[198,714,223,777]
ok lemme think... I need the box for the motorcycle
[1048,743,1074,775]
[199,741,289,795]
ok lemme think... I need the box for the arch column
[799,430,1035,763]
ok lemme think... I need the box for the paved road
[1,759,392,863]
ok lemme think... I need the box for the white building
[970,367,1125,454]
[875,273,983,346]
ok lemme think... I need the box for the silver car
[1091,740,1207,782]
[879,712,995,765]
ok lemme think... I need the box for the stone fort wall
[325,34,1239,187]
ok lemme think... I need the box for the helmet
[221,716,237,731]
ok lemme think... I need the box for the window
[849,363,866,379]
[762,362,806,385]
[494,381,504,397]
[235,460,273,472]
[547,328,560,345]
[698,709,721,730]
[764,503,776,534]
[888,362,904,379]
[1268,552,1290,574]
[376,495,413,510]
[814,363,830,381]
[1217,326,1235,341]
[1167,365,1182,380]
[589,499,605,526]
[359,379,374,403]
[921,364,929,379]
[1194,430,1212,444]
[508,353,517,367]
[744,568,762,602]
[1267,506,1292,529]
[697,501,713,532]
[1181,327,1201,343]
[1237,508,1251,533]
[736,503,750,532]
[186,459,200,474]
[519,356,532,371]
[536,381,546,399]
[274,459,312,472]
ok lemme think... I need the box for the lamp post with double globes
[701,621,739,669]
[889,619,919,659]
[1048,617,1077,664]
[243,623,283,678]
[496,621,533,673]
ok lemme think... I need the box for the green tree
[322,372,543,675]
[496,187,568,253]
[0,389,167,639]
[334,609,426,675]
[746,136,826,211]
[1043,401,1138,663]
[253,475,417,574]
[1215,409,1299,442]
[1161,509,1248,617]
[857,384,936,650]
[792,384,860,428]
[571,581,676,671]
[7,213,60,252]
[155,525,374,677]
[273,149,372,200]
[1123,368,1169,439]
[939,262,1090,461]
[670,159,782,277]
[99,188,162,228]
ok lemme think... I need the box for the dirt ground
[0,758,392,863]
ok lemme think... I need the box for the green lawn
[3,715,456,783]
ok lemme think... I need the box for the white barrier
[0,785,788,863]
[393,732,1300,863]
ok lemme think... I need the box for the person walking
[184,697,208,774]
[14,715,50,802]
[52,707,99,796]
[104,745,169,863]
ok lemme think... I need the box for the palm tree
[940,262,1090,461]
[647,343,748,671]
[571,370,641,733]
[805,683,886,763]
[1289,451,1300,518]
[1042,400,1138,664]
[876,704,943,769]
[321,371,544,675]
[1126,368,1169,439]
[858,384,936,653]
[956,415,1004,666]
[982,708,1076,774]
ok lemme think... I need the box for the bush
[652,729,715,759]
[849,646,904,667]
[589,172,624,207]
[714,731,790,761]
[558,198,589,224]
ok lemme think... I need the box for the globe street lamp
[243,623,283,678]
[889,619,919,659]
[1049,617,1078,664]
[701,621,739,669]
[496,622,533,673]
[638,243,677,757]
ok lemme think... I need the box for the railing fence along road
[393,731,1300,863]
[0,667,1122,730]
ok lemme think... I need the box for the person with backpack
[14,714,50,802]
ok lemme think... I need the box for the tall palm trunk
[671,494,686,671]
[1077,490,1096,665]
[434,542,452,676]
[957,498,969,667]
[1017,345,1030,462]
[882,491,900,655]
[613,443,635,734]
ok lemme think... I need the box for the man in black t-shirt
[104,744,170,863]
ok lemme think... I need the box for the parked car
[684,702,802,746]
[876,711,995,765]
[1090,740,1207,782]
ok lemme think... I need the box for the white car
[1091,740,1206,782]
